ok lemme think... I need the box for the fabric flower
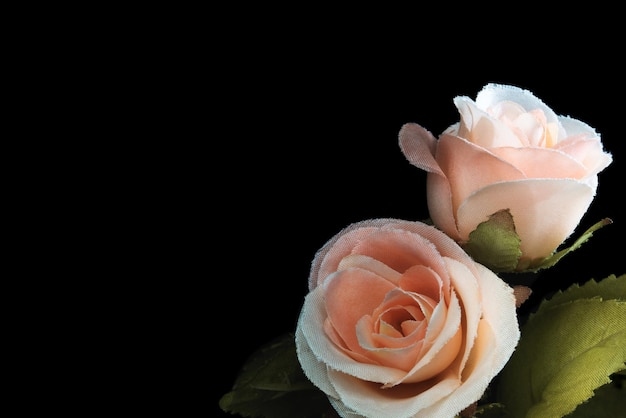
[295,218,520,418]
[399,83,612,270]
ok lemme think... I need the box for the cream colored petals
[399,83,612,265]
[295,219,519,418]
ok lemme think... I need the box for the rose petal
[475,83,561,131]
[558,114,600,138]
[443,257,481,377]
[312,219,461,292]
[489,146,587,179]
[449,263,519,408]
[426,170,462,241]
[324,316,377,365]
[356,315,425,371]
[312,226,380,289]
[474,263,519,352]
[329,367,460,418]
[298,285,406,384]
[454,96,525,147]
[295,321,341,398]
[392,291,462,386]
[354,289,433,369]
[377,305,427,338]
[554,134,613,176]
[456,179,595,260]
[398,124,462,240]
[351,228,443,275]
[324,268,396,354]
[435,133,524,210]
[379,219,481,287]
[337,253,402,285]
[373,288,435,323]
[398,264,446,304]
[398,122,442,176]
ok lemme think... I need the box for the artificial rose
[295,218,520,418]
[399,83,613,270]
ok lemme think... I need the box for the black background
[214,53,624,417]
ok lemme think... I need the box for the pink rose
[295,218,519,418]
[399,83,612,270]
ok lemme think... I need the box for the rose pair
[295,84,613,418]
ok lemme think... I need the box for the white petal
[330,368,460,418]
[453,96,523,147]
[558,114,600,138]
[475,83,560,127]
[443,257,481,375]
[296,285,406,385]
[456,179,595,260]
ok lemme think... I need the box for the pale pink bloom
[400,83,612,268]
[296,219,519,418]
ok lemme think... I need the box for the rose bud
[399,83,612,271]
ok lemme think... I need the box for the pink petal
[457,263,519,389]
[381,219,479,286]
[355,315,425,371]
[443,257,481,376]
[426,170,461,241]
[398,264,446,305]
[351,228,443,274]
[398,122,442,175]
[310,219,459,290]
[373,289,433,323]
[490,146,587,179]
[397,125,460,241]
[436,134,524,210]
[312,226,379,289]
[456,179,595,260]
[297,285,407,384]
[323,268,395,354]
[337,254,402,285]
[395,291,463,385]
[554,135,613,175]
[323,317,378,364]
[454,96,525,147]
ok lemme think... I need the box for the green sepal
[462,213,612,274]
[497,274,626,418]
[461,209,522,273]
[218,333,332,418]
[523,218,613,273]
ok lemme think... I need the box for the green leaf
[533,274,626,309]
[566,373,626,418]
[219,333,332,418]
[525,218,612,273]
[497,274,626,418]
[462,209,522,273]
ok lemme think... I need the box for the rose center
[378,306,423,338]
